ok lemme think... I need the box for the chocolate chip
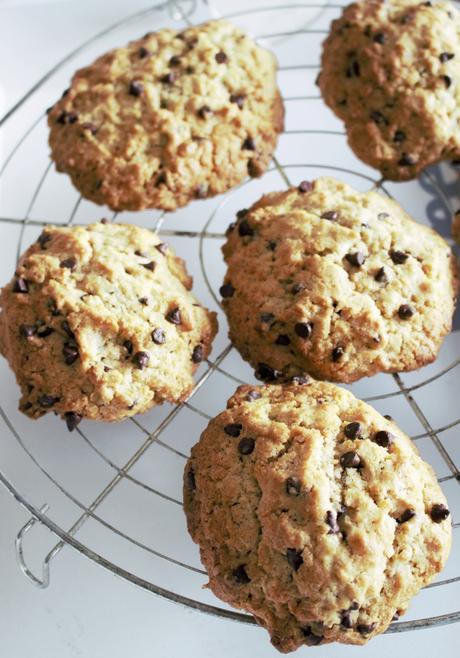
[247,159,260,178]
[442,75,452,88]
[194,184,208,199]
[350,601,359,610]
[142,261,156,272]
[151,328,166,345]
[215,51,227,63]
[373,430,393,448]
[341,611,353,629]
[292,283,305,295]
[155,242,168,255]
[286,477,301,496]
[63,342,79,365]
[238,219,254,237]
[236,208,248,219]
[169,55,181,67]
[246,389,262,401]
[100,218,109,224]
[166,307,181,325]
[357,623,376,636]
[340,451,362,468]
[378,212,389,220]
[392,612,400,621]
[286,548,303,571]
[37,232,51,249]
[37,326,54,338]
[38,394,60,408]
[129,80,144,97]
[64,411,82,432]
[375,266,388,283]
[138,46,150,58]
[384,414,393,421]
[232,565,250,584]
[291,374,310,385]
[430,503,450,523]
[155,172,167,186]
[20,324,37,338]
[60,257,77,270]
[440,52,455,63]
[260,312,274,324]
[238,437,255,455]
[273,334,289,347]
[398,153,416,166]
[398,304,414,319]
[295,322,313,339]
[298,180,313,193]
[13,277,29,293]
[133,350,149,369]
[390,250,408,264]
[302,627,323,646]
[332,346,344,362]
[326,510,340,534]
[122,340,134,356]
[255,363,280,382]
[344,422,361,439]
[230,93,245,109]
[139,297,148,306]
[396,508,415,524]
[197,105,212,119]
[226,222,236,235]
[321,210,338,220]
[345,252,366,267]
[370,110,386,125]
[192,344,204,363]
[373,32,386,44]
[62,321,75,339]
[219,283,235,298]
[393,130,406,143]
[56,111,78,125]
[186,467,196,491]
[224,423,242,437]
[242,137,256,151]
[267,240,277,251]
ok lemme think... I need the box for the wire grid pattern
[0,0,459,635]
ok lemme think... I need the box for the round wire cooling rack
[0,0,460,639]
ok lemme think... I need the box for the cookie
[48,20,284,211]
[184,381,452,652]
[0,222,217,426]
[318,0,460,180]
[220,177,458,383]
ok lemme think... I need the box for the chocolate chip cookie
[184,381,452,652]
[0,222,217,426]
[48,20,284,211]
[220,177,458,383]
[318,0,460,180]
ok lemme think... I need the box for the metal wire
[0,0,459,637]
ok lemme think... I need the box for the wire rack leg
[15,504,51,588]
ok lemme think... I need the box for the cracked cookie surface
[48,20,284,211]
[318,0,460,180]
[184,381,451,652]
[220,177,458,383]
[0,222,217,424]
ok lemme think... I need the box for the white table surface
[0,2,458,656]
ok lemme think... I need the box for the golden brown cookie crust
[184,381,452,652]
[0,222,217,424]
[318,0,460,180]
[220,177,458,383]
[48,20,284,211]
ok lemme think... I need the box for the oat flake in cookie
[0,223,217,425]
[318,0,460,180]
[220,177,458,383]
[184,382,452,652]
[47,20,284,211]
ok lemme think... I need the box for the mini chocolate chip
[166,307,181,324]
[397,508,416,524]
[187,467,196,490]
[38,394,60,408]
[341,611,353,629]
[260,312,274,323]
[219,283,235,298]
[350,601,359,610]
[37,326,54,338]
[123,340,134,355]
[242,137,256,151]
[155,242,168,255]
[399,153,416,166]
[236,208,248,219]
[138,46,150,58]
[340,451,362,468]
[275,334,290,346]
[303,627,323,646]
[267,240,277,251]
[63,342,79,365]
[286,548,303,571]
[292,283,305,295]
[142,261,156,272]
[370,110,386,125]
[291,374,310,385]
[344,422,361,439]
[62,321,75,339]
[298,180,313,193]
[384,414,393,421]
[392,612,400,621]
[375,266,388,283]
[440,52,455,63]
[442,75,452,88]
[390,250,408,264]
[192,345,204,363]
[197,105,212,119]
[357,623,376,636]
[230,93,245,108]
[20,324,37,338]
[378,212,389,220]
[393,130,406,143]
[129,80,144,96]
[238,437,255,455]
[215,51,227,63]
[398,304,414,319]
[238,219,254,237]
[326,510,340,534]
[321,210,339,220]
[332,346,344,362]
[246,389,262,401]
[295,322,313,339]
[345,252,366,267]
[226,222,236,235]
[232,565,250,584]
[156,172,167,186]
[37,232,52,249]
[64,411,82,432]
[373,430,394,448]
[139,297,148,305]
[255,363,280,382]
[133,350,149,369]
[13,277,29,293]
[194,184,208,199]
[56,111,78,125]
[152,328,166,345]
[100,218,109,224]
[169,55,181,67]
[224,423,242,437]
[286,477,301,496]
[430,503,450,523]
[373,32,386,44]
[60,257,77,271]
